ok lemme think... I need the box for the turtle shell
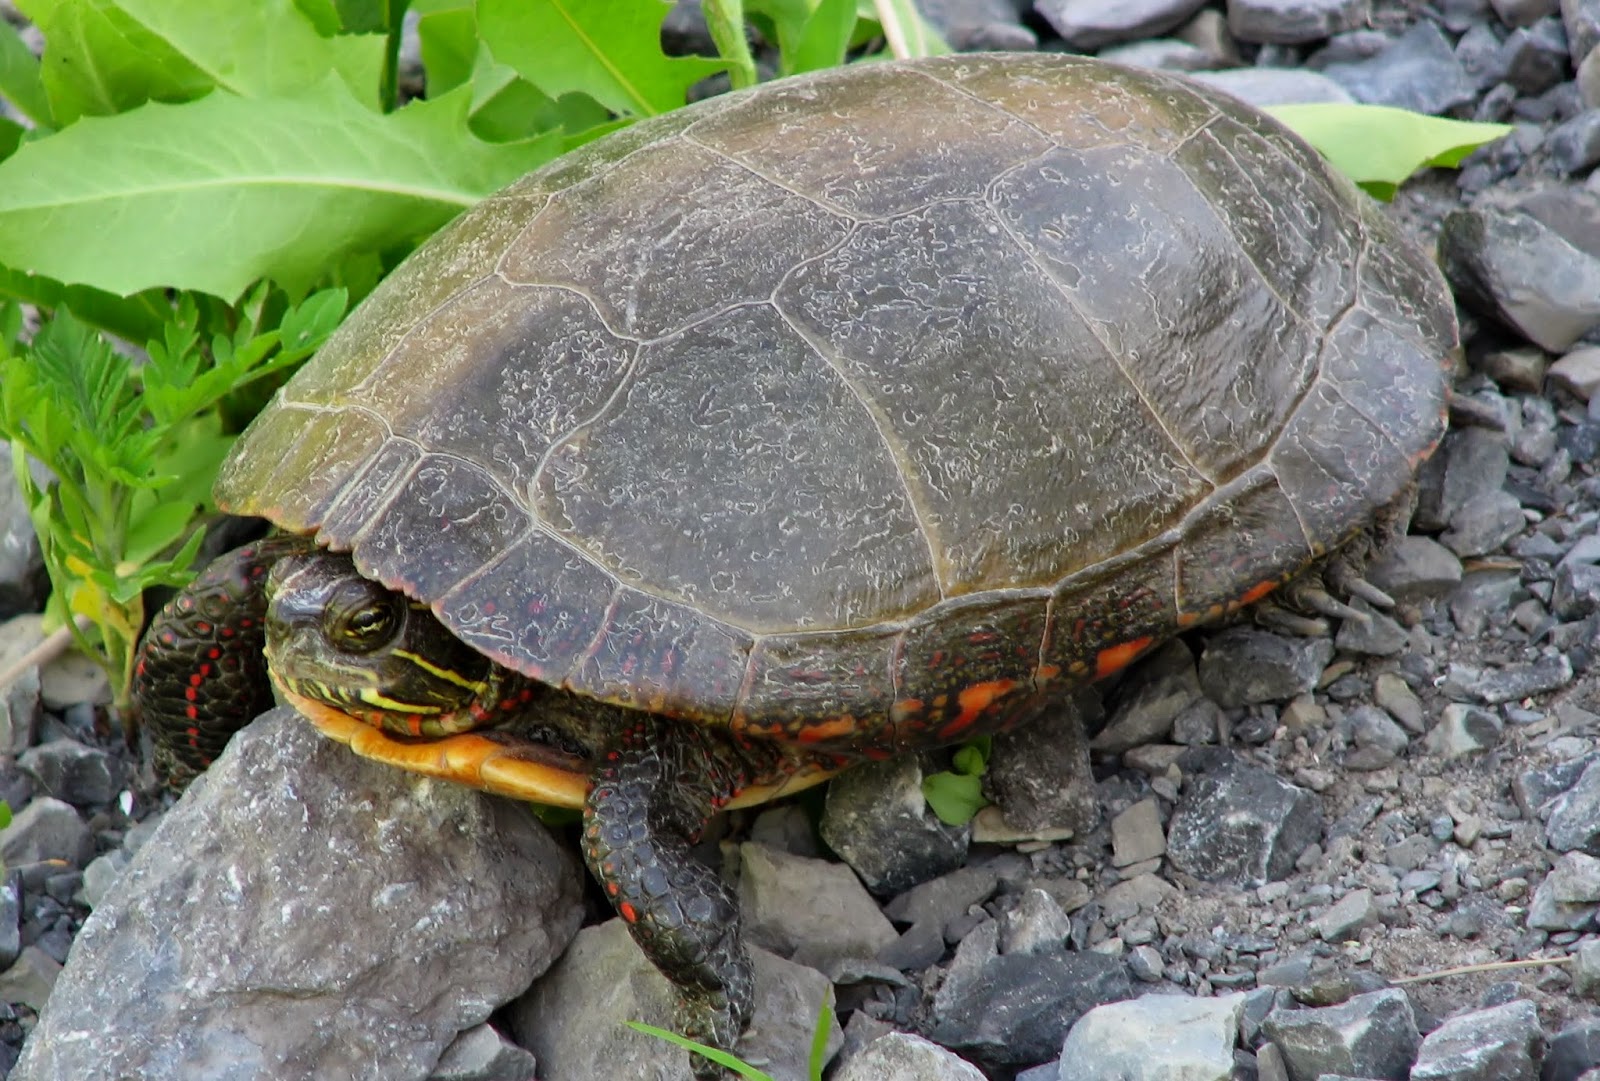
[219,53,1456,757]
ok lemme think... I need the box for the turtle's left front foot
[581,717,755,1079]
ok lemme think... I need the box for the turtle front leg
[582,716,761,1078]
[133,535,311,785]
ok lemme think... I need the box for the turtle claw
[1256,603,1331,638]
[1342,576,1395,610]
[1297,586,1370,624]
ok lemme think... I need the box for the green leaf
[921,770,986,826]
[1268,104,1511,201]
[0,78,559,298]
[292,0,342,34]
[869,0,948,57]
[0,800,12,831]
[951,737,990,777]
[416,0,475,96]
[625,1022,775,1080]
[703,0,758,89]
[0,16,51,127]
[749,0,857,75]
[333,0,393,34]
[24,0,384,121]
[479,0,727,117]
[0,268,169,342]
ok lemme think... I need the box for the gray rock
[1333,600,1407,657]
[1259,988,1420,1081]
[1363,536,1464,598]
[1320,21,1477,113]
[1409,999,1541,1081]
[1058,992,1245,1079]
[12,709,584,1081]
[1097,38,1217,72]
[1031,0,1208,48]
[832,1031,984,1081]
[748,804,822,860]
[1440,207,1600,352]
[883,865,998,928]
[17,740,121,807]
[1545,1016,1600,1080]
[1110,799,1166,868]
[427,1024,539,1081]
[1451,571,1522,636]
[1551,110,1600,175]
[738,842,898,970]
[0,946,61,1013]
[1499,16,1574,94]
[1094,641,1198,753]
[1446,654,1574,704]
[78,849,128,911]
[1548,759,1600,853]
[927,941,1132,1071]
[1343,706,1410,770]
[1424,704,1505,758]
[512,919,839,1081]
[1197,629,1333,708]
[1529,852,1600,929]
[915,0,1037,50]
[1420,427,1511,534]
[1228,0,1369,43]
[0,877,19,969]
[36,650,108,713]
[0,445,47,622]
[997,889,1073,956]
[1440,489,1526,557]
[1185,67,1356,105]
[1515,754,1597,819]
[1314,888,1375,941]
[0,797,91,868]
[820,756,968,896]
[1551,345,1600,401]
[1556,561,1600,621]
[1569,0,1600,64]
[1167,754,1323,886]
[1495,0,1561,27]
[983,692,1100,835]
[1097,872,1178,921]
[1574,939,1600,1001]
[1372,674,1425,734]
[0,660,40,758]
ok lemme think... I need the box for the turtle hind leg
[581,716,764,1079]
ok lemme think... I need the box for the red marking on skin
[938,679,1016,740]
[407,717,423,737]
[185,688,197,702]
[968,631,998,645]
[239,618,253,629]
[619,902,639,923]
[189,673,203,687]
[1236,580,1277,607]
[185,705,198,720]
[1095,637,1154,679]
[606,882,618,896]
[483,601,496,615]
[207,648,221,660]
[195,621,212,635]
[186,726,200,738]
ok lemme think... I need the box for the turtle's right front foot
[581,717,755,1080]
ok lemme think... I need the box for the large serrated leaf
[1268,103,1510,201]
[478,0,726,117]
[0,17,51,127]
[19,0,384,122]
[0,79,559,299]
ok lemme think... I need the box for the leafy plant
[628,992,836,1079]
[922,736,992,825]
[1267,103,1508,200]
[0,289,345,709]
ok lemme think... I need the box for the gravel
[4,0,1600,1078]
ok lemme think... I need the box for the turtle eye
[328,585,403,655]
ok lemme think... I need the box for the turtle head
[265,549,498,738]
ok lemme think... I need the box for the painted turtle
[134,53,1456,1072]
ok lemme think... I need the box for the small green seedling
[628,992,837,1079]
[922,736,992,825]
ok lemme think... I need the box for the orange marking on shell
[796,715,857,744]
[1095,637,1154,679]
[938,679,1016,739]
[890,698,924,723]
[1236,580,1277,607]
[1036,664,1061,683]
[620,902,639,923]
